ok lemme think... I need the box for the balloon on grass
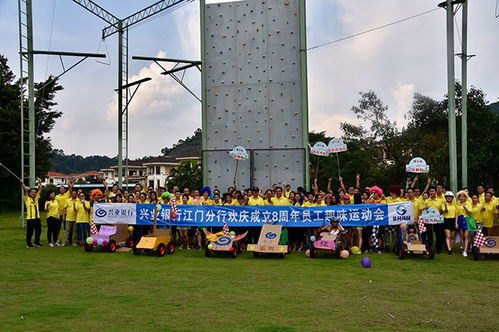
[351,246,360,254]
[341,250,349,259]
[86,237,93,245]
[361,257,371,268]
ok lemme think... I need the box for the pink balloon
[341,250,350,259]
[102,241,108,246]
[92,240,98,246]
[171,213,177,220]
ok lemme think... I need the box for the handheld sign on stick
[327,138,348,177]
[229,146,249,188]
[405,157,430,174]
[309,142,329,182]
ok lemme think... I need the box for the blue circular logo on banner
[265,232,277,239]
[95,208,107,218]
[214,236,231,246]
[485,238,497,248]
[396,205,407,216]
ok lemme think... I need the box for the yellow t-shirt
[248,196,265,206]
[478,193,485,204]
[441,202,457,218]
[231,200,239,206]
[313,202,326,207]
[24,193,40,220]
[386,197,402,204]
[201,198,213,205]
[64,198,79,222]
[424,197,443,211]
[456,203,471,217]
[302,201,314,208]
[470,204,482,223]
[45,200,59,219]
[75,200,90,223]
[284,191,291,198]
[212,200,223,206]
[271,196,290,206]
[481,201,496,228]
[55,191,70,214]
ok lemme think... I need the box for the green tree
[167,160,202,190]
[0,55,63,211]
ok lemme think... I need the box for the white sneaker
[72,243,78,247]
[462,251,468,257]
[48,243,54,247]
[55,243,61,247]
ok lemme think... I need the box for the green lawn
[0,211,498,331]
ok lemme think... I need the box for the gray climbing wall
[203,0,307,191]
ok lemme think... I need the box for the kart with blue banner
[204,224,248,258]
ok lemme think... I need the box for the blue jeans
[77,223,89,243]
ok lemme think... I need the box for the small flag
[371,226,379,249]
[418,217,427,233]
[223,221,230,235]
[90,220,98,235]
[474,228,486,247]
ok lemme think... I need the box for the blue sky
[0,0,497,159]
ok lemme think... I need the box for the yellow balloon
[351,246,360,254]
[127,226,134,232]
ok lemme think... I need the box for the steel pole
[299,0,310,191]
[200,0,208,187]
[461,0,468,188]
[117,21,123,188]
[446,0,458,192]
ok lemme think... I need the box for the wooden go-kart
[246,224,287,258]
[397,227,434,260]
[84,224,133,252]
[133,206,175,257]
[472,236,499,261]
[309,231,343,258]
[204,229,248,258]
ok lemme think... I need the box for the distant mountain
[50,149,117,174]
[488,101,499,115]
[161,128,201,157]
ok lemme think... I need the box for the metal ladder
[18,0,34,228]
[121,28,129,187]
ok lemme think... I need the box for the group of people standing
[21,175,498,257]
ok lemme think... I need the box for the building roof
[47,170,102,178]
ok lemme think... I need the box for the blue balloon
[361,257,371,268]
[310,235,316,242]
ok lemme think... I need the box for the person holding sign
[422,187,444,254]
[441,191,458,255]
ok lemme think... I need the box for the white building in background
[99,155,200,188]
[43,171,103,186]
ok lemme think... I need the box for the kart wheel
[279,253,285,259]
[336,245,343,259]
[108,240,117,253]
[427,246,435,260]
[132,245,142,255]
[127,237,134,248]
[231,248,237,258]
[253,251,259,257]
[84,243,93,252]
[167,241,175,254]
[309,249,317,258]
[237,241,245,254]
[398,247,405,260]
[472,246,479,261]
[205,246,212,257]
[157,243,166,257]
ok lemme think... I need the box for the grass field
[0,212,498,331]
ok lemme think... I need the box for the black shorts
[444,218,456,231]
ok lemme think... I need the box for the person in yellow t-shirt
[21,179,43,248]
[313,194,326,207]
[212,193,223,205]
[456,191,472,257]
[75,192,91,245]
[63,190,79,246]
[200,187,213,205]
[422,187,445,253]
[284,184,291,198]
[441,191,458,255]
[481,192,497,235]
[248,187,265,206]
[55,180,74,232]
[44,191,61,247]
[270,187,290,206]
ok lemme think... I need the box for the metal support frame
[73,0,191,187]
[17,0,106,227]
[200,0,208,187]
[132,56,202,102]
[299,0,310,191]
[460,0,468,188]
